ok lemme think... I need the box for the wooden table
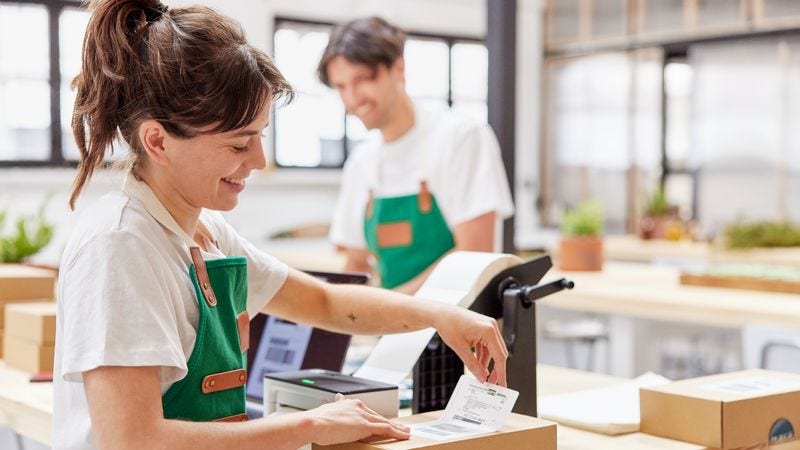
[0,362,708,449]
[540,262,800,329]
[537,365,704,449]
[0,362,52,445]
[600,234,800,267]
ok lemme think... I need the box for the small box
[5,302,57,345]
[641,370,800,449]
[0,264,56,301]
[0,298,53,332]
[3,335,54,373]
[313,411,557,450]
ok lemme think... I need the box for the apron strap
[214,413,249,422]
[418,180,432,213]
[190,247,218,307]
[201,368,247,394]
[237,311,250,353]
[365,189,375,219]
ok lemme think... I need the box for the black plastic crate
[411,333,463,413]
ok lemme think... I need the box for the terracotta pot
[638,215,669,240]
[558,236,603,271]
[638,208,680,240]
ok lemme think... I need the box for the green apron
[161,247,251,422]
[364,180,455,289]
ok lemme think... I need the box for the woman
[54,1,508,449]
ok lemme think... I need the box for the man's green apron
[364,180,455,289]
[161,247,251,422]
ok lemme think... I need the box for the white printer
[263,369,399,418]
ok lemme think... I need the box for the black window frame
[272,17,486,169]
[0,0,84,168]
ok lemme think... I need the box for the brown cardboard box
[3,335,54,373]
[641,370,800,449]
[0,297,53,331]
[5,302,56,345]
[313,411,556,450]
[0,264,56,301]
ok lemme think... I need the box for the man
[320,17,514,294]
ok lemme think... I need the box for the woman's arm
[263,267,508,386]
[84,365,409,450]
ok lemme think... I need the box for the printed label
[702,377,800,396]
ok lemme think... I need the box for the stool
[542,318,608,371]
[760,338,800,372]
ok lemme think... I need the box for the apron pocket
[376,221,413,248]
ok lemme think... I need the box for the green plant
[0,201,54,263]
[561,200,604,237]
[723,221,800,249]
[644,186,670,216]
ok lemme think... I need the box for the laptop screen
[245,270,369,402]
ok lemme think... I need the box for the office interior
[1,0,800,448]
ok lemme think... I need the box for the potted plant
[722,220,800,249]
[638,186,678,240]
[558,200,604,271]
[0,202,54,263]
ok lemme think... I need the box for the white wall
[0,0,543,260]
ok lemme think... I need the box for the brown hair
[69,0,294,208]
[317,16,406,87]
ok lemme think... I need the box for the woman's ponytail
[68,0,293,209]
[70,0,167,209]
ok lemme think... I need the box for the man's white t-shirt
[329,105,514,251]
[53,175,288,450]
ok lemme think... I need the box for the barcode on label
[269,337,289,346]
[266,347,296,364]
[418,422,473,436]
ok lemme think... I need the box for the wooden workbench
[540,262,800,329]
[601,234,800,267]
[0,362,707,449]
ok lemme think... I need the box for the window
[663,57,695,220]
[543,50,663,233]
[272,18,487,168]
[0,0,87,166]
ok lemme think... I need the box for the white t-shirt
[53,175,288,450]
[329,105,514,251]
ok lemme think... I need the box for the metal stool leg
[14,432,24,450]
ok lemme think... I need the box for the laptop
[245,270,370,417]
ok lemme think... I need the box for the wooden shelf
[544,0,800,57]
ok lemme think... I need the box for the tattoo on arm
[347,312,357,323]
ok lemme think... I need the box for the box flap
[645,370,800,402]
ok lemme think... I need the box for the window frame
[272,17,486,169]
[0,0,83,168]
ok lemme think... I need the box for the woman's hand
[303,394,410,445]
[432,305,509,386]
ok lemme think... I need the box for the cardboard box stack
[0,264,56,358]
[641,369,800,450]
[3,302,57,373]
[313,411,557,450]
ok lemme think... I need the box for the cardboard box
[641,370,800,449]
[3,335,54,373]
[0,264,56,301]
[313,411,556,450]
[0,298,53,332]
[5,302,56,345]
